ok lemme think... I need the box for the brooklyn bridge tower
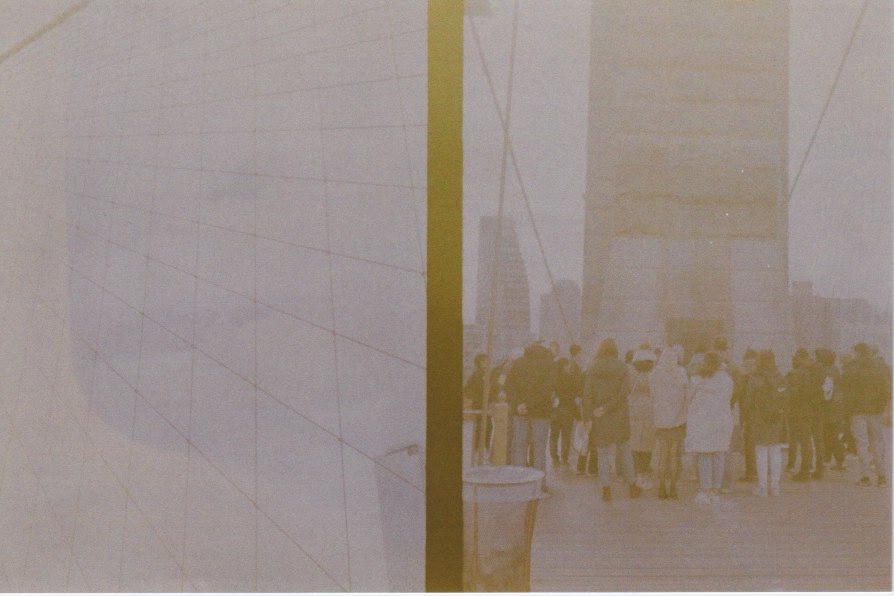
[580,1,795,359]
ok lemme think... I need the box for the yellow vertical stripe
[426,0,463,591]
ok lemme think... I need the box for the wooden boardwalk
[531,455,891,592]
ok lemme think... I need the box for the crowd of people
[463,336,893,505]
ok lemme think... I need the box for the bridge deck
[531,454,891,592]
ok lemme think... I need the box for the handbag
[571,419,591,454]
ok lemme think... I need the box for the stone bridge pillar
[580,0,795,363]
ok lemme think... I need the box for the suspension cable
[789,0,870,200]
[469,10,575,348]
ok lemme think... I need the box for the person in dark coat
[463,353,492,457]
[550,356,581,467]
[745,350,788,497]
[816,348,847,471]
[841,343,891,487]
[505,342,557,477]
[787,348,826,481]
[463,354,488,408]
[582,338,640,501]
[570,344,599,476]
[737,349,759,481]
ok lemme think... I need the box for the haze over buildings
[463,1,892,341]
[791,281,892,362]
[470,215,531,364]
[538,279,580,347]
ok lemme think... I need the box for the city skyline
[466,226,891,354]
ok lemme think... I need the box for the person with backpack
[746,350,788,497]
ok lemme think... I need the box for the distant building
[538,279,581,349]
[791,281,892,363]
[473,216,532,363]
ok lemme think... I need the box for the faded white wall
[0,1,425,591]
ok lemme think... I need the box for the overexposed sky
[463,0,892,324]
[0,0,79,53]
[1,1,889,327]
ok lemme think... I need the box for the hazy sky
[1,1,889,329]
[0,0,78,53]
[462,0,893,326]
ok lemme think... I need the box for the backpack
[758,376,787,424]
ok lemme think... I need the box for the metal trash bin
[463,466,544,591]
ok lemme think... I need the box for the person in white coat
[650,346,689,499]
[685,351,735,505]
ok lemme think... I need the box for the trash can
[463,466,544,591]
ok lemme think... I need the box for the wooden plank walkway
[531,454,891,591]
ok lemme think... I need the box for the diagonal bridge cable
[788,0,870,200]
[472,0,521,464]
[468,10,575,348]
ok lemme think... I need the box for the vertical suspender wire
[475,1,520,466]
